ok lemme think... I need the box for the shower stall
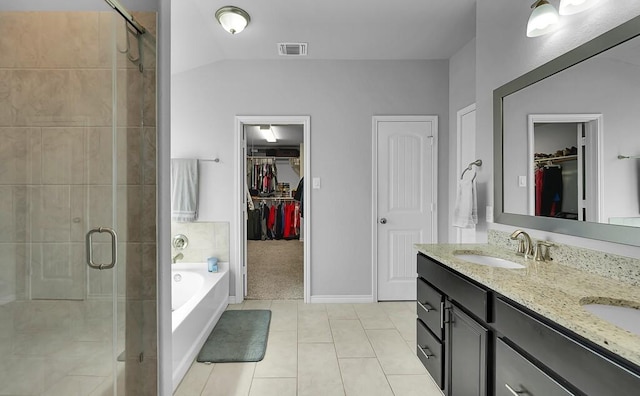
[0,2,157,395]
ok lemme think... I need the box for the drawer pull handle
[418,345,434,360]
[418,301,433,312]
[505,384,527,395]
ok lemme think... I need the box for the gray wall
[172,59,449,298]
[476,0,640,248]
[448,38,477,242]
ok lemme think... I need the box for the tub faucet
[172,252,184,264]
[510,229,534,258]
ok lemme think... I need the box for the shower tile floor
[0,300,125,396]
[174,300,443,396]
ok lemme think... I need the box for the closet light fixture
[527,0,560,37]
[260,125,277,143]
[559,0,599,15]
[215,6,250,34]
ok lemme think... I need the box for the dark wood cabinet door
[448,303,488,396]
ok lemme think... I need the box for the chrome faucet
[172,252,184,264]
[510,229,534,258]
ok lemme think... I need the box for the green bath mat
[197,309,271,363]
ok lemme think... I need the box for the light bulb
[527,0,560,38]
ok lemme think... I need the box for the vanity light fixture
[527,0,560,37]
[559,0,599,15]
[215,6,250,34]
[260,125,277,143]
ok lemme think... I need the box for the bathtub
[172,262,229,391]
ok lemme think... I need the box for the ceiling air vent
[278,42,308,57]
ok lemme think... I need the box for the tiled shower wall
[0,11,157,395]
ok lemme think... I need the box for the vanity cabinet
[494,296,640,396]
[495,338,573,396]
[417,253,490,396]
[448,303,489,396]
[416,252,640,396]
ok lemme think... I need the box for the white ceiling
[171,0,477,75]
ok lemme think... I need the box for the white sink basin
[582,303,640,336]
[454,253,525,269]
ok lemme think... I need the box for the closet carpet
[246,240,303,300]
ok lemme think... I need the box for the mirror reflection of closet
[529,116,601,222]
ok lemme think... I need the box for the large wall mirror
[494,15,640,246]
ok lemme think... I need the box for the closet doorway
[235,116,311,303]
[527,114,602,222]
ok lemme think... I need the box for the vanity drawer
[417,253,489,322]
[417,319,444,389]
[494,296,640,396]
[417,277,444,340]
[496,338,574,396]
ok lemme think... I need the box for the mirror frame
[494,14,640,246]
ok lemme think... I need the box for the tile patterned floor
[174,301,443,396]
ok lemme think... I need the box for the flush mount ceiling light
[260,125,277,143]
[215,6,250,34]
[559,0,599,15]
[527,0,560,37]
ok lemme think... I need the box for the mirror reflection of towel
[453,178,477,228]
[171,159,199,222]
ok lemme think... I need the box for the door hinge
[428,136,434,146]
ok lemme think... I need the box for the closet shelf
[534,154,577,164]
[247,156,300,160]
[251,196,296,200]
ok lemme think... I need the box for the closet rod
[534,154,577,164]
[248,156,300,160]
[251,196,296,200]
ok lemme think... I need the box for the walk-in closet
[533,122,581,220]
[244,124,304,299]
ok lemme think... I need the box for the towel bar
[460,159,482,180]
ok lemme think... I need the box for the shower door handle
[86,227,118,270]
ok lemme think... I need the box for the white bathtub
[172,262,229,391]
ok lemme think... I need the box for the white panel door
[376,117,437,301]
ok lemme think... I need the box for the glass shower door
[0,9,157,396]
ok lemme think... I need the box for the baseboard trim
[227,295,239,305]
[309,295,375,304]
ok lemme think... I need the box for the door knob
[379,218,387,224]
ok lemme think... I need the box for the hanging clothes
[294,177,304,217]
[535,167,544,216]
[247,208,262,240]
[540,166,563,217]
[247,158,279,195]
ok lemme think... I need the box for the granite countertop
[415,243,640,368]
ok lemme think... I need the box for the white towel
[171,159,199,222]
[453,177,477,228]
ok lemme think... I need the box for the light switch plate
[312,177,321,189]
[518,176,527,187]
